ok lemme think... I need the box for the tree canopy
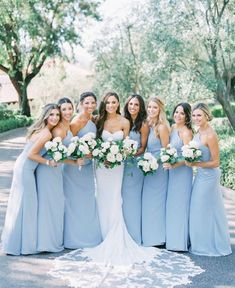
[0,0,100,116]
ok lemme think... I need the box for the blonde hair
[27,103,60,139]
[147,97,170,137]
[193,103,213,121]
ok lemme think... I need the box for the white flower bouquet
[181,141,202,162]
[45,137,67,162]
[121,137,138,159]
[92,138,124,169]
[67,132,97,159]
[137,152,159,176]
[160,144,178,164]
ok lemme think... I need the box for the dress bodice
[102,130,124,141]
[146,127,162,156]
[170,129,183,156]
[77,120,96,137]
[63,130,73,146]
[19,141,43,169]
[129,129,141,149]
[193,133,211,162]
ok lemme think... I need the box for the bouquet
[181,141,202,162]
[92,138,124,169]
[67,132,97,159]
[121,137,138,159]
[160,144,178,164]
[45,137,67,162]
[137,152,159,176]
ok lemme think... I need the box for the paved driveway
[0,128,234,288]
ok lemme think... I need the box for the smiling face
[174,105,186,125]
[60,102,74,122]
[128,97,140,117]
[81,96,97,114]
[192,108,208,127]
[105,95,120,114]
[47,108,60,128]
[147,100,160,120]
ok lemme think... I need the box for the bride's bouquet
[181,141,202,162]
[121,137,138,159]
[160,144,178,164]
[45,137,67,162]
[67,132,97,159]
[92,138,124,168]
[137,152,159,176]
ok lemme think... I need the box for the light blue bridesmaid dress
[189,133,232,256]
[1,142,40,255]
[63,120,102,248]
[35,135,66,252]
[121,129,144,245]
[142,127,169,246]
[165,129,193,251]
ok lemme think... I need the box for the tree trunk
[20,83,31,117]
[216,90,235,132]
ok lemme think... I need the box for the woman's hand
[185,161,195,167]
[163,163,173,170]
[77,158,85,166]
[85,153,93,159]
[48,159,58,167]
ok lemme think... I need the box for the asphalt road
[0,128,234,288]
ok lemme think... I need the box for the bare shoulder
[32,127,52,142]
[141,121,149,132]
[52,124,66,138]
[158,123,169,133]
[207,129,218,143]
[182,127,193,138]
[118,115,129,126]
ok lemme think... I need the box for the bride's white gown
[50,130,203,287]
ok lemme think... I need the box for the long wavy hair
[147,97,170,137]
[96,92,120,138]
[124,94,147,132]
[27,103,60,139]
[192,102,213,121]
[173,102,192,130]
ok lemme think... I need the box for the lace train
[49,248,204,288]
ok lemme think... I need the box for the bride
[50,92,203,288]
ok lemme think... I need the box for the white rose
[45,141,53,150]
[181,145,189,151]
[116,153,123,162]
[107,153,116,163]
[196,149,202,157]
[143,152,152,160]
[143,163,150,172]
[53,137,62,143]
[168,148,176,155]
[102,142,110,149]
[67,143,76,156]
[51,142,58,151]
[182,149,194,158]
[92,148,100,157]
[189,141,199,149]
[54,151,62,161]
[161,154,170,162]
[110,145,119,154]
[71,136,79,143]
[150,159,158,170]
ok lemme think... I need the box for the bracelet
[46,160,50,166]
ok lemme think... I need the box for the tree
[0,0,100,116]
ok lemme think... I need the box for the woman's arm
[135,122,149,156]
[186,132,220,168]
[28,129,57,167]
[122,117,130,138]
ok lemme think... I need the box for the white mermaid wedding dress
[50,130,203,287]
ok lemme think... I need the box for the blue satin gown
[189,133,232,256]
[121,129,144,245]
[166,129,193,251]
[142,127,169,246]
[1,142,40,255]
[63,120,102,248]
[36,137,65,252]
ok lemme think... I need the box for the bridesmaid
[163,103,193,251]
[142,97,170,247]
[186,103,231,256]
[35,98,77,252]
[121,94,149,244]
[63,92,102,248]
[1,104,60,255]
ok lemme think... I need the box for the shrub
[0,115,33,133]
[210,103,235,118]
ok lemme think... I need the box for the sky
[77,0,144,68]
